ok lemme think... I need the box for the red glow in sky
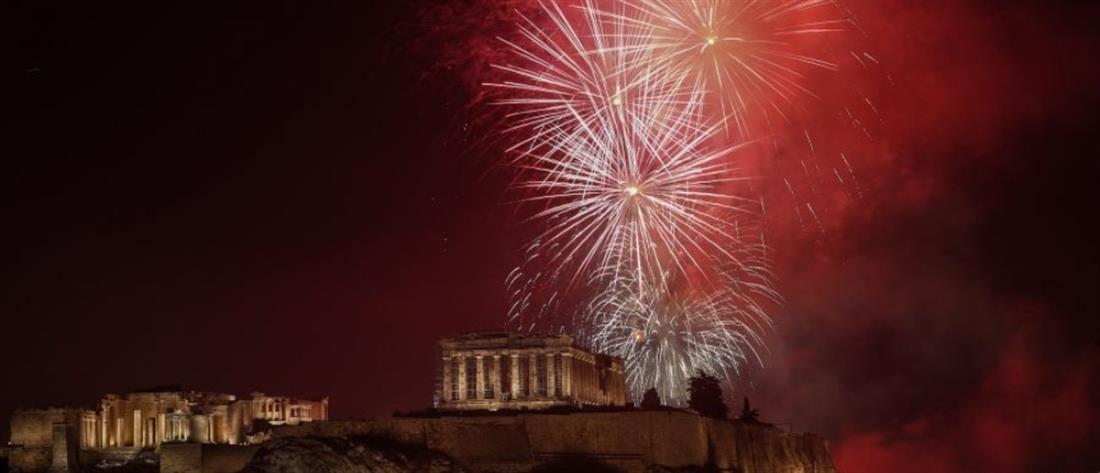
[4,1,1099,471]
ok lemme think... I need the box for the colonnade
[443,349,575,403]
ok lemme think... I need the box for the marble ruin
[437,332,628,410]
[3,331,837,473]
[4,388,327,472]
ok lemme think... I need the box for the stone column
[133,410,142,447]
[546,353,556,398]
[510,353,520,399]
[578,356,588,402]
[441,355,452,403]
[529,353,539,397]
[587,357,595,401]
[100,410,108,448]
[475,355,485,400]
[577,356,584,402]
[562,353,573,397]
[492,355,502,399]
[457,354,467,401]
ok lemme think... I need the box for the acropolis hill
[1,333,836,473]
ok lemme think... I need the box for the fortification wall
[272,417,430,445]
[6,447,50,473]
[9,410,81,449]
[201,445,260,473]
[161,444,202,473]
[268,411,834,473]
[49,423,76,472]
[160,444,258,473]
[78,447,142,467]
[425,417,531,462]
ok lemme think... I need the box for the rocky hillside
[240,436,463,473]
[242,422,832,473]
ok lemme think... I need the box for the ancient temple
[436,332,627,410]
[10,389,327,454]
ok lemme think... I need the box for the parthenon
[437,332,627,410]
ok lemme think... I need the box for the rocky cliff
[241,437,461,473]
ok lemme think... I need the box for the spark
[484,0,870,403]
[586,0,849,137]
[583,262,775,404]
[511,89,760,288]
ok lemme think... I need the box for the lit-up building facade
[437,332,627,410]
[11,389,328,452]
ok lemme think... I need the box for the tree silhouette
[687,371,728,419]
[640,388,662,409]
[737,397,761,423]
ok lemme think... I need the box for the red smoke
[420,1,1100,470]
[833,305,1097,472]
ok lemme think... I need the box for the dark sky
[5,1,1099,471]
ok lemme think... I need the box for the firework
[509,87,760,291]
[583,258,775,404]
[485,0,685,153]
[590,0,849,137]
[481,0,869,404]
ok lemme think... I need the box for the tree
[737,397,761,423]
[640,388,662,409]
[687,370,728,419]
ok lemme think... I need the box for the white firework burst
[510,87,760,291]
[583,259,775,404]
[590,0,848,137]
[485,0,685,152]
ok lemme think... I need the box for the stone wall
[9,410,82,449]
[48,423,76,473]
[200,445,260,473]
[78,447,142,467]
[268,411,835,473]
[4,410,836,473]
[161,444,258,473]
[6,448,50,473]
[161,444,202,473]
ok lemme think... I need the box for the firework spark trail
[586,0,849,138]
[582,252,777,404]
[484,0,877,403]
[485,0,694,155]
[511,92,762,291]
[492,0,782,401]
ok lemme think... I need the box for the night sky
[5,1,1100,472]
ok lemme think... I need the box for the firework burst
[509,88,760,293]
[485,0,684,152]
[590,0,849,137]
[582,255,776,404]
[474,0,875,404]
